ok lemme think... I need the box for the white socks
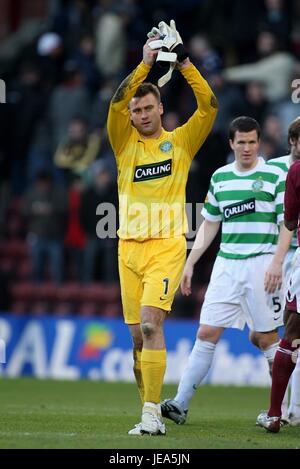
[263,341,289,418]
[174,339,216,411]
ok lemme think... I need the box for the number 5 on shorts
[272,296,281,313]
[272,296,282,321]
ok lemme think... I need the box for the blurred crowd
[0,0,299,315]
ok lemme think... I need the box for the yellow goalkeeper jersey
[107,61,217,240]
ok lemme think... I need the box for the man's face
[290,136,300,161]
[69,120,86,141]
[230,130,260,170]
[129,93,163,138]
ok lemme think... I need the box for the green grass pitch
[0,377,299,449]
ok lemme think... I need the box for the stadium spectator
[107,21,217,436]
[272,76,300,136]
[242,81,269,124]
[7,62,47,195]
[79,160,118,283]
[224,30,298,102]
[228,0,264,63]
[49,60,90,153]
[188,35,222,83]
[90,78,118,131]
[69,34,102,95]
[207,72,245,137]
[50,0,93,49]
[94,1,127,79]
[64,176,86,281]
[36,32,65,89]
[262,114,286,156]
[23,170,67,284]
[260,135,282,161]
[54,116,101,184]
[161,117,289,425]
[261,0,291,48]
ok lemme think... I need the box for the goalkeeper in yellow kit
[107,20,218,435]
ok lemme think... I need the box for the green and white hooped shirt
[202,157,286,259]
[267,154,298,250]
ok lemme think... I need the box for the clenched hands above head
[143,38,160,67]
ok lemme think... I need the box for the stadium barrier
[0,314,272,385]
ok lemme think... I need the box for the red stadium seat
[79,283,108,302]
[30,301,51,316]
[78,301,98,317]
[56,282,82,302]
[0,239,28,259]
[10,301,28,315]
[34,282,59,301]
[52,302,73,316]
[0,257,16,275]
[100,303,122,318]
[10,282,37,301]
[16,259,32,280]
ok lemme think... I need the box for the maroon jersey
[285,160,300,245]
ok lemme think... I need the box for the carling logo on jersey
[133,159,172,182]
[223,198,255,221]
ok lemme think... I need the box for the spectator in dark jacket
[80,160,118,283]
[23,170,67,283]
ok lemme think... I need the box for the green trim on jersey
[216,190,274,203]
[223,212,276,223]
[218,251,272,259]
[221,233,277,245]
[269,161,288,172]
[267,155,298,250]
[212,170,279,184]
[202,158,285,259]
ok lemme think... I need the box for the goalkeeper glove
[157,20,188,65]
[146,23,176,87]
[157,20,188,87]
[147,20,188,87]
[147,26,163,51]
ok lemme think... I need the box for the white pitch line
[0,431,77,438]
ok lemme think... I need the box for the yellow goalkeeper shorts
[118,236,186,324]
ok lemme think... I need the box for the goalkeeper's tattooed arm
[112,73,134,104]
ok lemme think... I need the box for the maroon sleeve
[284,160,300,222]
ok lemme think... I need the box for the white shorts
[286,247,300,314]
[283,249,296,291]
[200,254,284,332]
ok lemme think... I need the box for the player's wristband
[172,44,188,63]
